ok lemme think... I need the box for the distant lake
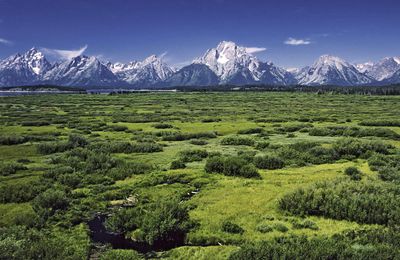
[0,91,83,96]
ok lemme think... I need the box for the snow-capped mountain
[356,62,374,73]
[382,69,400,84]
[109,55,174,86]
[44,55,121,87]
[297,55,375,86]
[0,48,52,86]
[365,57,400,81]
[0,45,399,88]
[193,41,293,85]
[162,63,219,86]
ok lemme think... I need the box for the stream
[88,214,152,253]
[87,189,199,254]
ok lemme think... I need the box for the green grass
[0,92,399,259]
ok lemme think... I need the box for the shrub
[344,166,363,181]
[239,164,261,179]
[108,161,152,180]
[0,180,48,203]
[229,229,400,260]
[333,138,391,158]
[255,141,270,150]
[179,149,208,162]
[204,156,224,174]
[359,120,400,127]
[0,135,28,145]
[108,125,128,132]
[292,219,319,230]
[221,136,255,146]
[273,223,289,232]
[170,160,186,169]
[162,131,217,141]
[37,142,69,154]
[254,155,285,170]
[221,220,244,234]
[33,188,69,213]
[238,128,264,134]
[130,142,163,153]
[91,141,162,153]
[152,123,173,129]
[21,121,50,126]
[223,157,250,176]
[309,126,400,140]
[378,167,400,182]
[256,223,273,233]
[106,199,193,247]
[205,155,261,179]
[190,139,208,145]
[201,118,221,123]
[279,180,400,225]
[0,162,27,176]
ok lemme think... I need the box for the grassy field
[0,92,399,259]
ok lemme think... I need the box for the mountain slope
[44,56,122,87]
[297,55,375,86]
[381,68,400,84]
[193,41,292,85]
[108,55,174,86]
[0,48,52,86]
[162,64,219,86]
[366,57,400,81]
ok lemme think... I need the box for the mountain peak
[143,54,160,64]
[317,55,346,64]
[298,55,373,86]
[217,41,237,49]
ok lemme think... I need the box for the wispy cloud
[41,45,88,60]
[284,37,311,46]
[159,51,168,59]
[0,37,13,45]
[245,47,267,54]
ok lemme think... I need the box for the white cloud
[41,45,88,60]
[245,47,267,54]
[284,37,311,46]
[159,51,168,59]
[0,37,12,45]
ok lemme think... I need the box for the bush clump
[344,166,363,181]
[273,223,289,233]
[238,128,264,134]
[229,229,400,260]
[254,155,285,170]
[221,220,244,234]
[221,136,255,146]
[162,131,217,141]
[0,162,27,176]
[256,223,273,233]
[170,160,186,169]
[292,219,319,230]
[205,155,261,179]
[152,123,173,129]
[279,179,400,225]
[179,149,208,162]
[189,139,208,146]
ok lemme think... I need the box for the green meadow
[0,92,399,259]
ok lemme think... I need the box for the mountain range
[1,41,400,88]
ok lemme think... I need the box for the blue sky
[0,0,399,68]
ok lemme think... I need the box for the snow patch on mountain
[297,55,374,86]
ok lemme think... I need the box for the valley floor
[0,92,399,259]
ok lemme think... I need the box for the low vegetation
[0,92,399,259]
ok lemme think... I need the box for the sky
[0,0,399,68]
